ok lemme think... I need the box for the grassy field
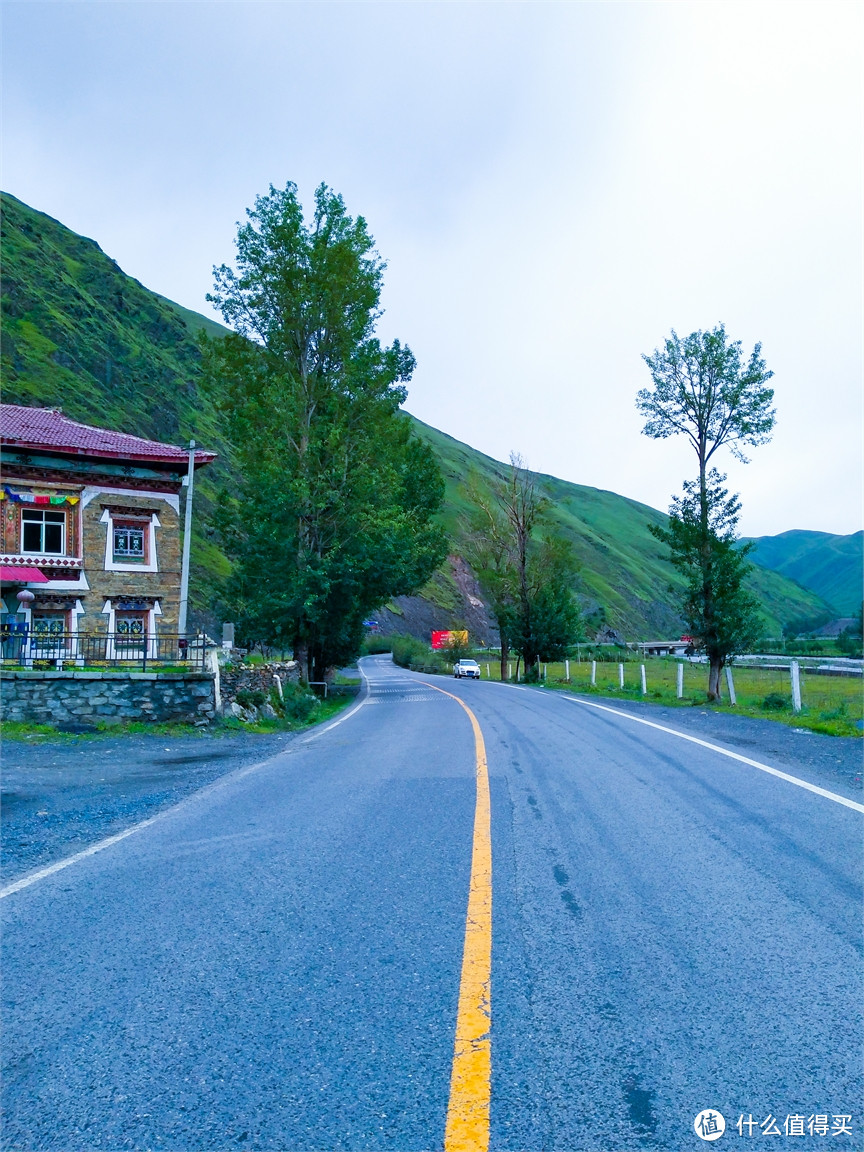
[468,655,863,738]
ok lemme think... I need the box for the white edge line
[565,696,864,814]
[1,816,163,899]
[2,668,373,900]
[300,663,369,743]
[0,751,272,900]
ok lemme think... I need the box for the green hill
[0,191,234,612]
[410,421,831,640]
[744,530,863,618]
[1,190,834,641]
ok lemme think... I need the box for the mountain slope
[410,421,831,639]
[744,530,863,617]
[0,191,234,609]
[1,190,834,641]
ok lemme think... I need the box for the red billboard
[431,630,468,650]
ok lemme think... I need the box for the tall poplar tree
[637,324,775,699]
[204,182,446,679]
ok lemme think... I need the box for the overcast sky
[3,1,861,536]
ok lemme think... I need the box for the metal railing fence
[0,630,210,672]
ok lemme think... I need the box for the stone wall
[1,670,216,725]
[219,661,301,707]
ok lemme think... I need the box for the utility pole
[178,440,196,637]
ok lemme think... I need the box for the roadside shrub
[391,634,449,674]
[761,692,791,712]
[361,635,392,655]
[391,634,429,667]
[236,688,266,709]
[280,682,320,723]
[837,629,863,658]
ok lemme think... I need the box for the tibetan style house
[1,405,214,653]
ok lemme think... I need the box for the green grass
[477,657,863,738]
[0,721,79,742]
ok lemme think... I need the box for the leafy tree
[204,182,447,680]
[650,471,763,699]
[836,604,863,658]
[637,325,776,483]
[521,537,584,663]
[638,325,776,700]
[465,455,581,680]
[442,629,472,664]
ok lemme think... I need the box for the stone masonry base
[1,671,217,725]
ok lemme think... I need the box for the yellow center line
[424,681,492,1152]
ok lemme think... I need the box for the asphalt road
[2,656,861,1151]
[1,729,296,881]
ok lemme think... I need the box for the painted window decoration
[22,509,66,555]
[30,611,70,653]
[31,612,68,635]
[115,610,147,645]
[113,521,148,562]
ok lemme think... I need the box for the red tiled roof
[0,406,216,466]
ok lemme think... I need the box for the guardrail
[0,630,211,672]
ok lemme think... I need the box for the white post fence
[565,658,570,682]
[640,664,647,695]
[508,662,512,681]
[790,660,802,713]
[618,663,624,689]
[591,660,596,686]
[486,663,490,678]
[725,665,737,705]
[676,662,684,699]
[205,645,222,714]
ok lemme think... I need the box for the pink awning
[0,566,49,583]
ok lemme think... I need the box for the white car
[453,659,481,679]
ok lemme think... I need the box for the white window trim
[81,486,180,513]
[25,574,90,591]
[102,599,161,660]
[101,509,161,573]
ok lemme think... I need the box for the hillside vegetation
[0,191,234,611]
[0,191,836,641]
[745,529,862,618]
[410,422,831,640]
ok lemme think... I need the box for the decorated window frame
[1,488,81,558]
[101,507,160,573]
[112,519,149,563]
[102,597,161,660]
